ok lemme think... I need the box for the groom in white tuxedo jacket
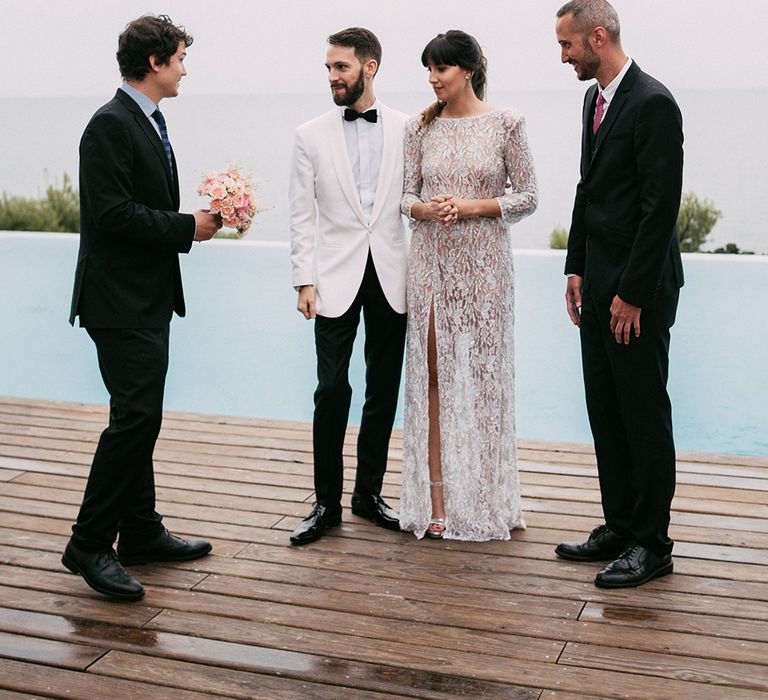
[289,27,409,545]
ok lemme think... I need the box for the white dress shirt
[341,102,383,222]
[595,58,633,125]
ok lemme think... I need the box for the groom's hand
[193,210,221,241]
[297,285,316,320]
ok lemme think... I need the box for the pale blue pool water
[1,232,766,456]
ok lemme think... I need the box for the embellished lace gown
[400,110,538,540]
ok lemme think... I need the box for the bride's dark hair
[420,30,487,127]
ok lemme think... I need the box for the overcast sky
[3,0,766,97]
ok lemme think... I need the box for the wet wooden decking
[0,396,766,699]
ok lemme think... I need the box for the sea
[1,88,766,253]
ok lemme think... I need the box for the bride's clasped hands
[413,193,459,226]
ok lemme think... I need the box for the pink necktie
[593,92,605,134]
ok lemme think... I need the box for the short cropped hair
[557,0,621,42]
[117,14,193,81]
[327,27,382,73]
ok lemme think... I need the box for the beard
[575,40,601,81]
[331,68,365,106]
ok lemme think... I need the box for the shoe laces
[618,543,642,560]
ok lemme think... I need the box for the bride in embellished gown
[400,30,538,541]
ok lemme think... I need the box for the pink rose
[210,183,227,200]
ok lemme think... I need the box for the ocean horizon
[2,88,766,253]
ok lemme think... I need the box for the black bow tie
[344,108,378,123]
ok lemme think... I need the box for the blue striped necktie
[151,108,173,174]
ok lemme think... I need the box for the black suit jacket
[565,62,684,308]
[69,89,196,328]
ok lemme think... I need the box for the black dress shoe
[62,540,144,601]
[595,543,673,588]
[351,492,400,531]
[290,503,342,546]
[117,528,212,566]
[555,524,630,562]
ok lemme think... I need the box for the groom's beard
[331,69,365,106]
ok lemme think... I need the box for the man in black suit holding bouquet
[64,14,220,600]
[554,0,684,588]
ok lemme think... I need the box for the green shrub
[677,192,721,253]
[549,226,568,250]
[0,173,79,233]
[712,242,753,255]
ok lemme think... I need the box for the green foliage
[712,242,753,255]
[0,173,79,233]
[549,226,569,250]
[676,192,721,253]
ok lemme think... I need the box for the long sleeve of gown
[496,112,538,226]
[401,117,424,219]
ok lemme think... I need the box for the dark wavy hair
[117,14,193,81]
[420,30,488,126]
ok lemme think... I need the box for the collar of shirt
[597,57,633,111]
[119,82,161,136]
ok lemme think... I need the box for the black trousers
[71,327,169,552]
[313,254,407,510]
[579,290,679,556]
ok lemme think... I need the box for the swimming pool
[1,232,766,456]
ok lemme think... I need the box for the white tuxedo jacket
[289,103,409,318]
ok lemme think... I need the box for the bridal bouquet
[197,164,261,237]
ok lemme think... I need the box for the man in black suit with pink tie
[64,14,220,600]
[554,0,684,588]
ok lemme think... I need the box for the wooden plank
[148,610,767,699]
[0,525,246,559]
[13,471,316,508]
[0,657,219,699]
[522,482,768,507]
[3,477,314,517]
[0,545,209,590]
[580,603,768,643]
[560,641,768,692]
[0,562,575,640]
[0,589,160,628]
[0,589,562,666]
[0,630,105,669]
[2,605,543,698]
[521,469,768,496]
[3,577,767,669]
[90,649,536,700]
[0,494,285,531]
[229,535,768,600]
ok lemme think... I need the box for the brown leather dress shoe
[117,528,212,566]
[595,543,673,588]
[555,524,630,562]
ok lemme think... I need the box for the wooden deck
[0,396,766,699]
